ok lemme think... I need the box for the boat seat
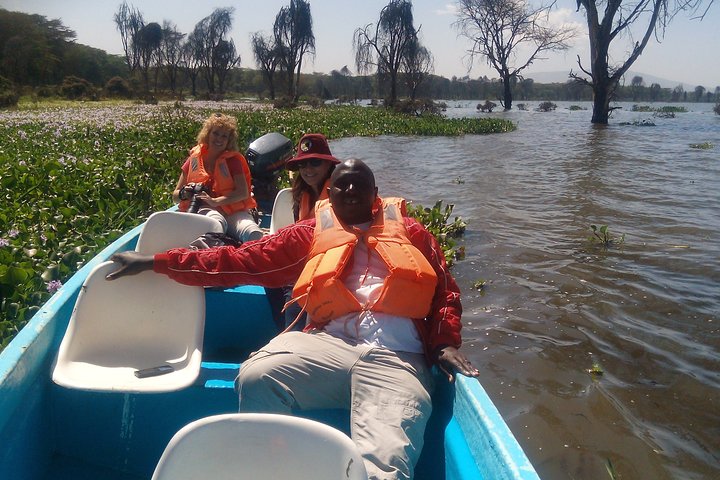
[135,211,224,254]
[151,413,368,480]
[52,261,205,392]
[269,187,294,234]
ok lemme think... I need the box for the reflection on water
[332,102,720,480]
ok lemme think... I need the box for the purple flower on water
[8,229,18,238]
[47,280,63,293]
[0,238,9,247]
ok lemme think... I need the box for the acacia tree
[273,0,315,101]
[572,0,712,124]
[649,82,662,101]
[251,32,282,99]
[455,0,576,110]
[354,0,419,105]
[213,39,239,94]
[135,22,162,94]
[631,75,644,101]
[191,8,237,94]
[402,38,434,100]
[160,21,185,94]
[181,33,202,96]
[113,1,144,74]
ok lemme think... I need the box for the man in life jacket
[108,159,480,480]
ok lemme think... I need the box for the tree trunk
[268,75,276,100]
[286,68,294,98]
[502,76,512,110]
[589,35,613,124]
[294,57,304,102]
[591,79,612,124]
[389,71,398,105]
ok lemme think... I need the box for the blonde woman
[172,113,263,242]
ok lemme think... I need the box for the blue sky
[1,0,718,89]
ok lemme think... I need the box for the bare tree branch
[455,0,576,110]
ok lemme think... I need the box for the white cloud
[547,8,588,49]
[435,4,458,16]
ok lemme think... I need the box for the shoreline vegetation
[0,100,515,349]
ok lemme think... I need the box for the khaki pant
[236,331,434,480]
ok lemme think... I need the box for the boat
[0,134,541,479]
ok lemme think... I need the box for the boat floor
[48,455,145,480]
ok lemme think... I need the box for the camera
[183,182,209,213]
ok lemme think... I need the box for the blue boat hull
[0,219,540,480]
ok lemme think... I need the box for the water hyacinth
[0,99,513,348]
[46,280,63,293]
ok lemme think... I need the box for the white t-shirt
[320,223,424,353]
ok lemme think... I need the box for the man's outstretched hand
[105,251,154,280]
[434,345,480,382]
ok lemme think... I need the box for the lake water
[331,102,719,480]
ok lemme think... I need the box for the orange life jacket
[179,145,256,215]
[291,197,438,326]
[297,179,331,221]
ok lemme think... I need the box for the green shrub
[60,76,96,100]
[302,95,323,108]
[0,75,19,108]
[657,105,687,113]
[536,101,557,112]
[273,96,297,109]
[394,98,446,116]
[35,85,58,98]
[105,76,131,98]
[477,100,497,112]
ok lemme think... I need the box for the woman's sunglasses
[296,158,324,169]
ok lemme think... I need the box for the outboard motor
[246,132,293,213]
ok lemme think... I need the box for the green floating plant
[605,458,618,480]
[588,362,604,376]
[408,200,467,268]
[689,142,713,150]
[588,224,625,249]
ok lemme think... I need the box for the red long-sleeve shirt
[153,217,463,358]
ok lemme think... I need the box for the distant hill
[522,70,694,89]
